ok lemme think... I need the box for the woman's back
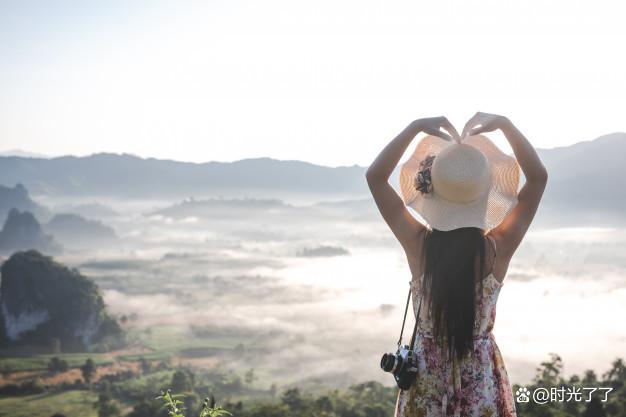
[412,235,502,338]
[395,235,517,417]
[366,113,547,417]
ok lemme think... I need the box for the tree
[604,358,626,383]
[126,401,165,417]
[583,369,599,385]
[533,352,564,386]
[244,368,257,385]
[245,403,287,417]
[81,358,96,386]
[48,357,69,373]
[314,395,333,412]
[281,388,306,413]
[171,369,195,393]
[583,397,607,417]
[139,357,151,374]
[93,391,121,417]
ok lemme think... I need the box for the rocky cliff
[0,250,125,352]
[0,183,49,222]
[0,209,61,255]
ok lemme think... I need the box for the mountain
[0,183,49,223]
[0,250,125,352]
[0,133,624,223]
[0,153,365,198]
[149,196,301,219]
[536,132,625,203]
[45,213,117,246]
[533,132,626,226]
[0,209,61,255]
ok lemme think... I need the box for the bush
[0,378,47,396]
[156,389,232,417]
[48,357,69,373]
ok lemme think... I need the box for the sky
[1,0,625,167]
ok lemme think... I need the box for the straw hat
[399,134,520,231]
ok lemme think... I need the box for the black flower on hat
[414,154,435,195]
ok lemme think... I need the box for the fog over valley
[0,133,625,393]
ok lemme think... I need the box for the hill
[0,133,624,224]
[0,184,49,223]
[0,153,365,198]
[0,209,61,255]
[0,250,125,352]
[45,213,117,246]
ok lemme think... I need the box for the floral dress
[394,268,517,417]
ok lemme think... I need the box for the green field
[0,390,98,417]
[139,325,245,352]
[0,325,246,374]
[0,324,275,417]
[0,353,113,373]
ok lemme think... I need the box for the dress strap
[487,234,497,275]
[489,234,497,252]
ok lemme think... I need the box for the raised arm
[462,112,548,258]
[366,117,460,255]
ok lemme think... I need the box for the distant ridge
[0,134,624,221]
[0,149,50,158]
[0,153,367,198]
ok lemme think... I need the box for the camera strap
[397,283,424,349]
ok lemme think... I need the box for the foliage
[171,368,196,393]
[0,353,112,373]
[48,356,70,373]
[0,390,98,417]
[244,369,257,386]
[81,358,97,385]
[156,389,232,417]
[93,390,122,417]
[513,354,626,417]
[0,250,125,351]
[0,353,623,417]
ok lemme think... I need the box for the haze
[1,0,626,166]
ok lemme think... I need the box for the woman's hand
[414,116,461,142]
[461,111,511,139]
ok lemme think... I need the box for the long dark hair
[421,227,487,361]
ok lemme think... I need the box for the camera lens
[380,353,398,372]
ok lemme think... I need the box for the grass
[0,353,112,373]
[0,324,244,375]
[0,324,258,417]
[115,351,174,362]
[113,370,173,395]
[0,390,98,417]
[139,325,240,354]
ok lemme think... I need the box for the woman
[365,112,548,417]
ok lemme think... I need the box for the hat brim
[399,134,520,231]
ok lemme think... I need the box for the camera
[383,284,423,390]
[380,343,419,390]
